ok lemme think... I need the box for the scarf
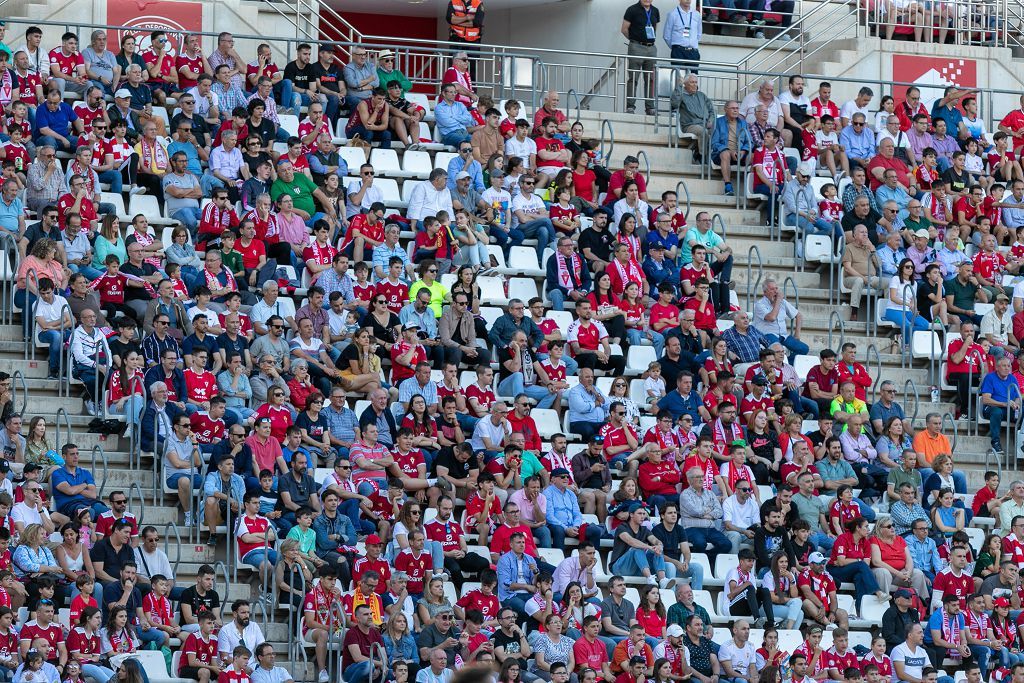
[556,251,583,291]
[69,160,96,197]
[204,264,237,294]
[726,463,753,492]
[131,229,162,269]
[139,137,168,172]
[349,588,382,625]
[611,257,643,293]
[690,454,716,490]
[618,231,641,261]
[0,70,11,109]
[711,418,743,456]
[993,615,1015,647]
[941,610,962,659]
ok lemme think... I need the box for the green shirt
[408,279,449,318]
[271,174,318,217]
[377,68,412,94]
[521,451,543,479]
[681,227,724,265]
[222,248,243,276]
[944,275,979,313]
[886,467,922,493]
[286,524,317,555]
[667,601,711,630]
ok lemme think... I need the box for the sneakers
[207,534,218,547]
[625,106,636,114]
[646,576,657,585]
[84,400,97,417]
[319,670,330,683]
[724,182,734,196]
[659,577,676,589]
[184,511,193,528]
[128,185,146,196]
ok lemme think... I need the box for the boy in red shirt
[218,645,252,683]
[90,254,133,323]
[143,574,181,644]
[68,575,96,625]
[178,612,222,680]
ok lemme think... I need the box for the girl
[992,598,1024,668]
[621,282,664,357]
[861,636,894,683]
[975,533,1003,578]
[874,95,895,133]
[382,613,418,675]
[450,209,489,272]
[570,149,599,215]
[616,214,642,262]
[549,186,581,236]
[559,582,598,637]
[635,585,666,647]
[99,606,141,658]
[401,395,440,462]
[585,271,626,345]
[701,337,734,389]
[105,351,145,424]
[763,554,802,631]
[931,487,966,539]
[503,156,525,198]
[964,137,991,191]
[745,409,781,483]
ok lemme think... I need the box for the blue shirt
[981,371,1017,404]
[322,404,358,444]
[434,100,475,137]
[655,389,702,421]
[924,608,964,644]
[399,302,438,339]
[167,140,204,176]
[446,157,484,192]
[543,484,583,527]
[34,102,78,140]
[398,376,439,408]
[906,533,941,574]
[869,400,905,429]
[839,125,876,160]
[931,103,964,136]
[877,245,907,279]
[51,465,97,513]
[567,384,609,423]
[372,244,410,281]
[662,6,702,49]
[496,550,537,601]
[0,196,23,234]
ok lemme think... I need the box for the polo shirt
[34,102,77,140]
[0,197,22,234]
[981,371,1016,404]
[792,492,825,531]
[911,431,951,465]
[944,276,979,312]
[270,174,318,217]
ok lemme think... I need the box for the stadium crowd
[1,8,1024,683]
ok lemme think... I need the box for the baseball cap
[365,534,383,545]
[995,597,1011,608]
[808,551,827,565]
[666,624,684,638]
[914,228,930,239]
[997,293,1011,302]
[403,321,420,330]
[455,170,471,180]
[796,162,814,177]
[894,588,913,600]
[490,169,505,179]
[627,502,644,514]
[114,88,131,99]
[752,375,769,386]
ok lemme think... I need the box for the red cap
[365,534,383,545]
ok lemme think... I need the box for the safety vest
[450,0,483,41]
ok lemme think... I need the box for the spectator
[891,483,931,537]
[981,355,1020,456]
[679,466,731,565]
[664,3,703,75]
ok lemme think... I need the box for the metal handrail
[286,558,309,672]
[127,481,145,524]
[636,150,651,186]
[1006,382,1023,475]
[10,371,26,416]
[191,457,203,546]
[903,378,920,425]
[865,253,882,338]
[566,89,582,123]
[213,560,231,607]
[53,304,73,398]
[745,245,763,311]
[941,411,959,456]
[599,119,614,169]
[163,521,182,580]
[900,283,915,370]
[90,444,108,499]
[865,343,882,404]
[22,267,38,360]
[367,642,387,682]
[782,277,800,338]
[150,410,160,505]
[54,408,72,452]
[676,180,693,225]
[0,233,18,328]
[711,212,726,242]
[828,311,846,352]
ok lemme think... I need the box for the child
[413,216,454,275]
[90,254,134,324]
[143,574,179,645]
[218,645,251,683]
[220,231,245,284]
[30,578,56,619]
[816,115,849,182]
[0,571,9,609]
[68,574,97,625]
[0,126,30,178]
[61,659,84,683]
[989,131,1024,183]
[255,470,287,535]
[285,507,323,572]
[915,148,940,191]
[0,606,18,676]
[983,183,1009,244]
[644,361,665,405]
[351,261,375,312]
[0,161,25,195]
[284,137,311,178]
[499,99,521,139]
[818,182,844,231]
[163,262,193,305]
[861,636,894,683]
[800,120,818,176]
[177,612,221,680]
[549,187,580,236]
[1011,226,1024,263]
[964,137,990,191]
[17,649,56,683]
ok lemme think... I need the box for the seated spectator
[201,455,244,547]
[798,552,849,630]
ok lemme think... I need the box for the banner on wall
[891,55,977,112]
[106,0,203,56]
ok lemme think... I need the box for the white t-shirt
[34,294,69,324]
[877,129,911,151]
[815,130,839,151]
[722,567,759,607]
[886,276,916,312]
[718,638,757,676]
[504,137,537,168]
[10,502,44,529]
[890,642,928,681]
[481,187,512,228]
[470,417,511,452]
[510,193,546,230]
[841,100,872,124]
[779,91,811,121]
[345,180,385,219]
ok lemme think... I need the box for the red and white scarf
[611,257,643,290]
[556,251,583,291]
[726,463,754,492]
[204,265,237,294]
[69,160,96,196]
[941,610,963,659]
[139,137,168,171]
[0,70,12,109]
[131,229,162,268]
[712,418,744,455]
[618,231,641,261]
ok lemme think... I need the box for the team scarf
[139,137,168,171]
[711,418,744,455]
[617,231,641,261]
[349,588,382,625]
[725,462,754,492]
[611,257,644,292]
[941,610,963,659]
[993,614,1016,648]
[556,251,584,290]
[204,264,237,294]
[0,71,13,110]
[130,228,163,269]
[69,160,96,196]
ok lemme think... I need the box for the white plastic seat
[532,409,561,438]
[278,114,300,137]
[129,195,174,225]
[690,554,717,587]
[401,179,425,204]
[547,310,573,331]
[401,150,434,179]
[339,146,368,173]
[101,192,128,218]
[480,306,503,328]
[625,345,657,376]
[911,330,943,360]
[406,92,432,120]
[368,148,401,176]
[714,554,739,582]
[507,277,538,303]
[434,152,458,171]
[804,235,835,263]
[373,178,403,208]
[478,276,509,306]
[508,246,544,277]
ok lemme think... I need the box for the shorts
[241,548,280,567]
[166,473,203,489]
[180,667,206,680]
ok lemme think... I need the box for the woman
[242,136,274,175]
[874,95,896,133]
[701,337,734,389]
[115,36,146,86]
[607,379,642,427]
[361,295,402,360]
[992,598,1024,668]
[931,487,966,538]
[270,194,307,269]
[559,582,597,637]
[885,258,930,336]
[499,659,523,683]
[99,605,141,659]
[612,180,651,235]
[408,260,449,318]
[416,576,453,628]
[585,271,626,344]
[71,607,115,683]
[15,238,68,332]
[450,266,489,340]
[531,614,575,680]
[401,395,440,459]
[382,612,418,674]
[616,214,643,262]
[286,361,319,414]
[24,416,60,480]
[570,149,599,215]
[757,666,783,683]
[337,327,383,395]
[651,659,674,683]
[621,282,665,357]
[827,516,887,615]
[274,539,313,609]
[13,523,67,606]
[828,485,861,536]
[254,387,293,443]
[868,516,931,598]
[54,522,95,592]
[389,500,443,573]
[745,409,780,483]
[976,534,1003,578]
[106,350,145,423]
[450,209,489,271]
[635,584,666,646]
[924,453,970,509]
[296,393,332,465]
[778,414,812,463]
[764,552,802,630]
[875,416,912,469]
[164,225,203,288]
[91,216,127,272]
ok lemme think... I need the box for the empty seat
[508,246,544,276]
[129,195,173,224]
[507,277,538,303]
[368,148,402,176]
[278,114,300,137]
[339,146,368,172]
[625,345,657,376]
[532,409,561,438]
[434,152,458,171]
[401,150,434,179]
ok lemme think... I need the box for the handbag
[348,134,371,153]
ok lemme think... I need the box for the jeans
[342,661,372,682]
[108,394,145,424]
[827,560,879,611]
[917,467,967,493]
[441,129,473,147]
[171,207,202,235]
[548,522,603,549]
[497,372,556,409]
[347,123,392,149]
[984,405,1016,450]
[970,645,995,680]
[39,329,70,374]
[569,420,604,443]
[275,79,299,112]
[73,362,105,402]
[810,530,836,554]
[82,664,115,683]
[489,225,525,258]
[516,218,556,260]
[685,526,732,565]
[762,333,809,360]
[789,213,844,255]
[854,498,877,522]
[241,547,279,567]
[774,596,805,628]
[135,624,165,648]
[98,168,122,194]
[883,308,930,336]
[34,134,76,153]
[68,262,104,281]
[670,559,704,589]
[626,328,666,357]
[340,496,375,535]
[611,547,667,577]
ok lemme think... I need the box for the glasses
[26,487,40,493]
[879,523,894,528]
[270,324,284,330]
[154,320,168,326]
[338,465,351,470]
[459,148,472,154]
[362,171,374,176]
[410,510,421,516]
[428,268,438,273]
[736,487,751,493]
[272,392,284,398]
[852,122,865,126]
[523,181,535,186]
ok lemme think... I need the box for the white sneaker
[128,185,146,195]
[646,576,657,585]
[84,400,97,416]
[319,670,330,683]
[660,577,676,590]
[183,511,193,528]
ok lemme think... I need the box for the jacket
[710,116,750,158]
[140,400,184,454]
[545,251,592,298]
[312,511,356,557]
[438,305,478,349]
[782,179,816,217]
[143,298,192,337]
[143,365,186,403]
[487,313,542,350]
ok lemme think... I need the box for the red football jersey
[179,633,218,673]
[374,279,409,315]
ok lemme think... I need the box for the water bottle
[931,385,939,403]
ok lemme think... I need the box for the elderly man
[679,465,731,565]
[80,29,120,95]
[439,291,488,367]
[999,481,1024,535]
[784,162,843,253]
[840,223,880,320]
[934,231,967,281]
[982,355,1020,457]
[838,112,876,171]
[566,368,609,443]
[752,276,808,360]
[672,74,715,163]
[740,81,783,130]
[890,482,931,536]
[876,169,914,220]
[488,297,542,350]
[406,169,453,233]
[531,90,570,138]
[721,311,768,364]
[710,101,749,196]
[868,138,915,193]
[945,260,987,325]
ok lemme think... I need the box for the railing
[711,211,726,241]
[941,411,959,455]
[150,409,161,505]
[90,444,108,499]
[213,560,231,606]
[861,0,1009,48]
[636,150,651,186]
[1006,382,1023,475]
[0,233,18,329]
[782,276,800,338]
[286,559,309,676]
[225,487,238,583]
[677,181,693,225]
[900,283,916,370]
[865,253,882,339]
[903,378,920,425]
[325,592,347,682]
[744,245,763,311]
[865,343,882,404]
[127,481,145,523]
[191,458,203,545]
[10,371,26,417]
[828,310,845,352]
[599,119,615,168]
[53,408,72,452]
[367,642,387,683]
[22,267,38,361]
[163,521,182,580]
[824,234,846,308]
[566,89,583,123]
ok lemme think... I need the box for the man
[543,468,603,550]
[924,593,970,669]
[270,160,335,228]
[784,162,842,252]
[892,623,931,683]
[718,619,757,683]
[722,480,760,554]
[621,0,659,115]
[217,599,265,664]
[664,0,703,74]
[838,113,876,171]
[882,588,922,651]
[426,495,490,587]
[568,300,625,375]
[0,181,25,243]
[798,551,849,629]
[891,483,931,537]
[251,644,292,683]
[281,43,322,113]
[1000,480,1024,535]
[566,368,609,443]
[722,311,768,365]
[510,175,556,261]
[163,151,204,234]
[981,355,1020,456]
[495,531,538,617]
[406,169,454,233]
[792,471,833,552]
[490,606,533,672]
[945,259,987,325]
[434,82,479,148]
[303,565,342,683]
[679,466,731,565]
[752,276,808,360]
[780,74,812,151]
[841,223,880,320]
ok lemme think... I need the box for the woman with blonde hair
[382,612,418,674]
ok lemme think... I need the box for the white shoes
[319,670,330,683]
[184,511,193,528]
